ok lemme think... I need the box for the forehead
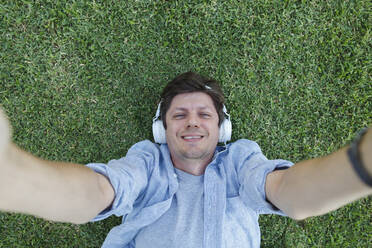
[168,92,216,112]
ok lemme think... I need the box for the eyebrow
[173,106,212,112]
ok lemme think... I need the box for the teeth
[183,136,202,140]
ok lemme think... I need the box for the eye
[173,114,185,119]
[200,113,211,118]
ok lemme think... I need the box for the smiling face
[165,92,220,169]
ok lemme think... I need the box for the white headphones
[152,101,232,144]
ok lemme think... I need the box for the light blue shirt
[87,139,293,248]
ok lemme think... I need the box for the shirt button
[173,173,177,178]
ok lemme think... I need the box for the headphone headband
[153,100,162,122]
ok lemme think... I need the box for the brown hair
[160,71,225,129]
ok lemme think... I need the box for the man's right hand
[0,107,11,165]
[0,106,114,224]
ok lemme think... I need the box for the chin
[181,148,211,160]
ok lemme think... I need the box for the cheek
[203,119,219,130]
[166,122,182,137]
[211,123,221,139]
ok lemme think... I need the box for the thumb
[0,107,11,154]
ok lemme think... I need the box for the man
[0,71,371,248]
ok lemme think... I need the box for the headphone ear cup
[218,118,232,143]
[152,120,166,144]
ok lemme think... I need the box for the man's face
[165,92,220,165]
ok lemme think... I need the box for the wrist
[359,128,372,174]
[347,127,372,187]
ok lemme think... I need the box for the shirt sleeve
[86,141,156,221]
[235,140,293,215]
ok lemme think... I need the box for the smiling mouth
[181,135,204,141]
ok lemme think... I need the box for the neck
[171,154,214,176]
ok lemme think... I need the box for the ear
[218,118,232,143]
[152,102,167,144]
[152,120,166,144]
[218,105,232,143]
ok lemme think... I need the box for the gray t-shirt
[135,168,204,248]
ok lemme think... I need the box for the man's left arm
[265,127,372,220]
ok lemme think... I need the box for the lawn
[0,0,371,247]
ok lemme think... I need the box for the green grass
[0,0,371,247]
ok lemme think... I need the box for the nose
[186,113,200,128]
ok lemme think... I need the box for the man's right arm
[0,108,115,224]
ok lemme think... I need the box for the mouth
[181,135,204,142]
